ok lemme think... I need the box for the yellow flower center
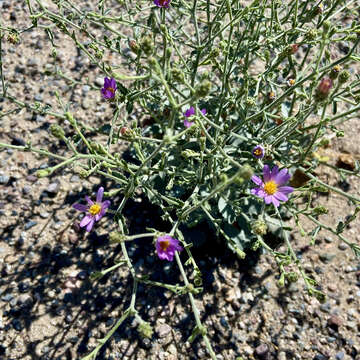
[159,240,170,251]
[89,203,101,215]
[107,87,115,94]
[254,149,262,156]
[264,180,278,195]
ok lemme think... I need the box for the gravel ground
[1,1,360,359]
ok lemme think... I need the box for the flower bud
[251,219,267,236]
[277,273,285,288]
[137,321,153,339]
[7,32,20,45]
[246,97,256,107]
[140,36,154,56]
[36,169,51,178]
[129,40,139,54]
[305,29,318,41]
[109,231,126,243]
[286,272,299,283]
[315,77,332,100]
[338,70,350,84]
[65,112,76,126]
[194,80,211,98]
[171,68,184,83]
[322,20,331,34]
[50,124,65,139]
[313,205,328,215]
[234,164,253,185]
[329,65,341,80]
[181,149,199,159]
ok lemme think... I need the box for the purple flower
[156,235,183,261]
[73,187,111,232]
[101,77,117,100]
[251,165,294,207]
[252,145,265,159]
[183,107,207,128]
[154,0,171,7]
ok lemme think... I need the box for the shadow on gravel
[0,180,277,360]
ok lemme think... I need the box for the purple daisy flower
[156,235,183,261]
[73,187,111,232]
[251,165,294,207]
[252,145,265,159]
[101,77,117,100]
[154,0,171,7]
[183,107,206,128]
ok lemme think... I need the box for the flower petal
[201,108,207,115]
[86,219,95,232]
[275,169,291,185]
[184,120,194,128]
[80,215,93,228]
[274,191,288,202]
[263,165,271,182]
[96,187,104,203]
[110,78,117,89]
[251,187,266,198]
[278,186,294,194]
[85,196,94,206]
[184,107,195,117]
[270,165,279,179]
[264,195,273,204]
[73,203,88,212]
[251,175,263,186]
[271,196,280,207]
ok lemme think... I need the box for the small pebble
[0,175,9,184]
[47,182,60,194]
[336,351,345,360]
[25,221,37,230]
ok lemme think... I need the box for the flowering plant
[1,0,360,359]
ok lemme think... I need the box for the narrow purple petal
[86,219,95,232]
[110,78,117,89]
[251,188,266,198]
[184,107,195,117]
[264,195,273,204]
[201,108,207,115]
[85,196,94,206]
[263,165,271,182]
[95,213,103,221]
[101,200,111,210]
[274,168,290,185]
[251,175,263,186]
[80,214,93,228]
[96,187,104,203]
[274,191,288,202]
[278,186,294,195]
[271,196,280,207]
[73,203,89,212]
[104,77,110,87]
[184,119,194,128]
[270,165,279,179]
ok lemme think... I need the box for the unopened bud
[251,219,267,236]
[246,97,256,107]
[181,149,199,159]
[313,205,328,215]
[171,68,184,83]
[315,77,332,100]
[338,70,350,84]
[109,231,126,243]
[234,164,253,185]
[7,31,20,44]
[140,36,154,56]
[329,65,341,80]
[194,80,211,98]
[129,40,139,54]
[50,124,65,139]
[286,272,299,283]
[322,20,331,34]
[137,321,153,339]
[36,169,51,178]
